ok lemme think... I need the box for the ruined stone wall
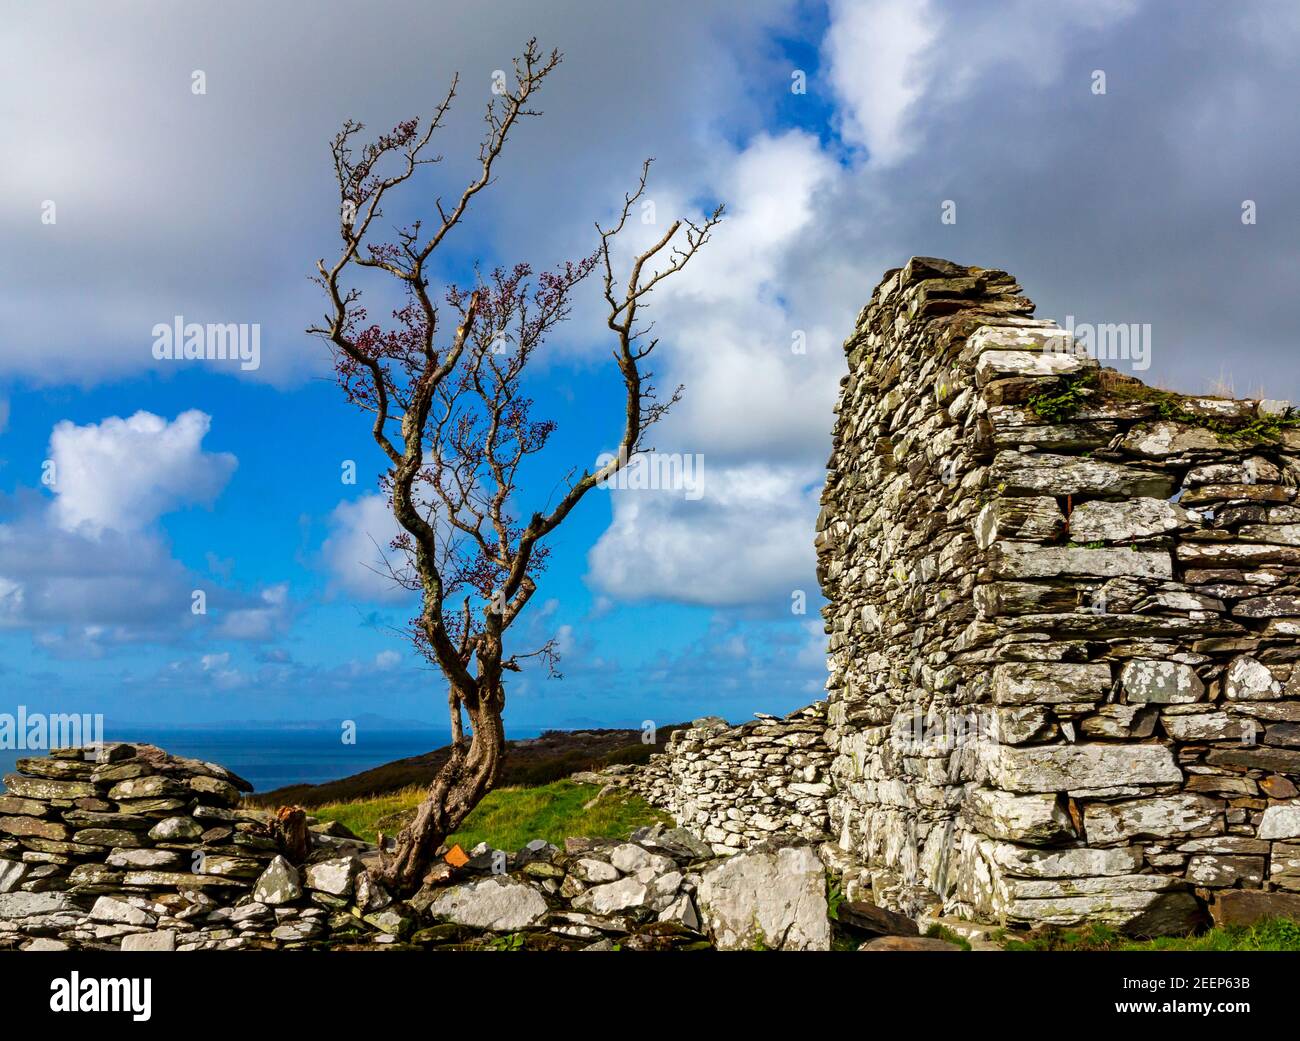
[817,257,1300,932]
[629,705,833,854]
[1,742,827,952]
[0,742,390,949]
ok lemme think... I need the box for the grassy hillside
[249,724,686,809]
[312,779,670,851]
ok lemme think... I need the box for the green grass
[1103,379,1300,444]
[1026,367,1300,444]
[312,779,671,851]
[1027,369,1096,423]
[924,923,972,951]
[310,788,424,845]
[1005,918,1300,952]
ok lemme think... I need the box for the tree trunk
[374,696,506,894]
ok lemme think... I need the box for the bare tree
[308,39,721,893]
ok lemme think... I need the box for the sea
[0,727,472,795]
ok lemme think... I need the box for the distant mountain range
[106,712,438,732]
[105,712,671,733]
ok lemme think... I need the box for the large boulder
[990,744,1183,794]
[838,900,919,937]
[963,789,1075,844]
[428,876,549,931]
[1083,795,1222,844]
[1257,806,1300,840]
[148,816,204,842]
[608,843,675,876]
[696,845,830,951]
[1120,660,1205,704]
[1225,656,1283,701]
[860,936,961,951]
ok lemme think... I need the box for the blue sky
[3,0,1299,729]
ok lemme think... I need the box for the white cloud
[554,624,576,658]
[49,410,237,536]
[375,649,401,669]
[649,131,843,459]
[321,494,408,603]
[581,0,1161,612]
[0,409,271,649]
[192,651,246,689]
[824,0,940,164]
[587,463,819,606]
[0,511,195,634]
[7,0,1300,638]
[215,583,289,640]
[0,0,797,385]
[823,0,1140,166]
[574,130,841,608]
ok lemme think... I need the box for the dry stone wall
[0,742,390,949]
[816,256,1300,932]
[0,742,840,952]
[628,705,833,854]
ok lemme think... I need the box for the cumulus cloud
[0,500,283,648]
[587,463,820,606]
[823,0,939,163]
[572,131,840,605]
[197,651,243,690]
[49,410,236,536]
[582,0,1300,613]
[0,505,195,634]
[0,410,280,649]
[10,0,1300,640]
[649,130,843,461]
[321,494,408,603]
[0,0,796,385]
[824,0,1140,165]
[553,624,576,658]
[214,583,290,640]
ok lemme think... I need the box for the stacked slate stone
[627,705,832,854]
[0,741,844,951]
[0,742,381,950]
[817,256,1300,933]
